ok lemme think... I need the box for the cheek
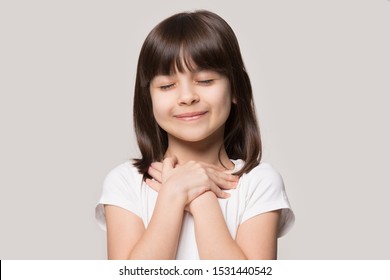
[151,95,171,123]
[221,101,232,120]
[213,87,232,115]
[222,90,233,119]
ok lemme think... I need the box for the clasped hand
[145,157,239,211]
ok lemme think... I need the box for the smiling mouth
[174,111,208,121]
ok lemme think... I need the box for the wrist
[158,183,187,210]
[189,191,217,213]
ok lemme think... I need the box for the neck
[165,135,233,170]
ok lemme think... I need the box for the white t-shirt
[95,159,295,259]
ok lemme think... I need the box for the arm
[189,191,281,259]
[105,189,185,259]
[235,209,280,259]
[105,157,237,259]
[189,191,246,259]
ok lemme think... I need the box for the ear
[232,96,237,104]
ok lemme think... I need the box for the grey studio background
[1,0,389,259]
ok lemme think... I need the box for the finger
[210,183,231,199]
[162,156,178,181]
[162,156,177,169]
[145,178,161,192]
[209,168,239,182]
[199,163,239,183]
[150,161,163,172]
[147,166,162,183]
[208,172,238,190]
[162,156,177,172]
[199,161,225,171]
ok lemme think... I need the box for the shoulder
[105,160,141,180]
[232,160,283,186]
[103,160,143,193]
[245,162,283,184]
[96,160,145,231]
[235,161,285,196]
[235,161,295,237]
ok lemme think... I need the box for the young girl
[96,10,294,260]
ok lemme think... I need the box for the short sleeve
[241,164,295,237]
[95,162,142,231]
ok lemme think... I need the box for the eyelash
[197,79,214,85]
[160,84,175,90]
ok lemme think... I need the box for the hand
[145,157,239,207]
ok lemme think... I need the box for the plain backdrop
[1,0,389,259]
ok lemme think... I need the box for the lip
[174,111,208,120]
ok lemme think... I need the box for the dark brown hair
[133,10,261,176]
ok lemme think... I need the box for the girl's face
[150,68,232,144]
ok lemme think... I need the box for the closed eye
[160,84,175,90]
[197,79,214,85]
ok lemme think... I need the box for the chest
[139,183,247,259]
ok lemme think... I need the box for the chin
[175,134,210,143]
[165,125,225,144]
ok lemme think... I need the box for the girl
[96,10,294,260]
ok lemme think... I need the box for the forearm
[129,192,184,259]
[190,192,247,259]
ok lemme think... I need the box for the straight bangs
[139,12,233,87]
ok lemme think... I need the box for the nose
[177,82,199,106]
